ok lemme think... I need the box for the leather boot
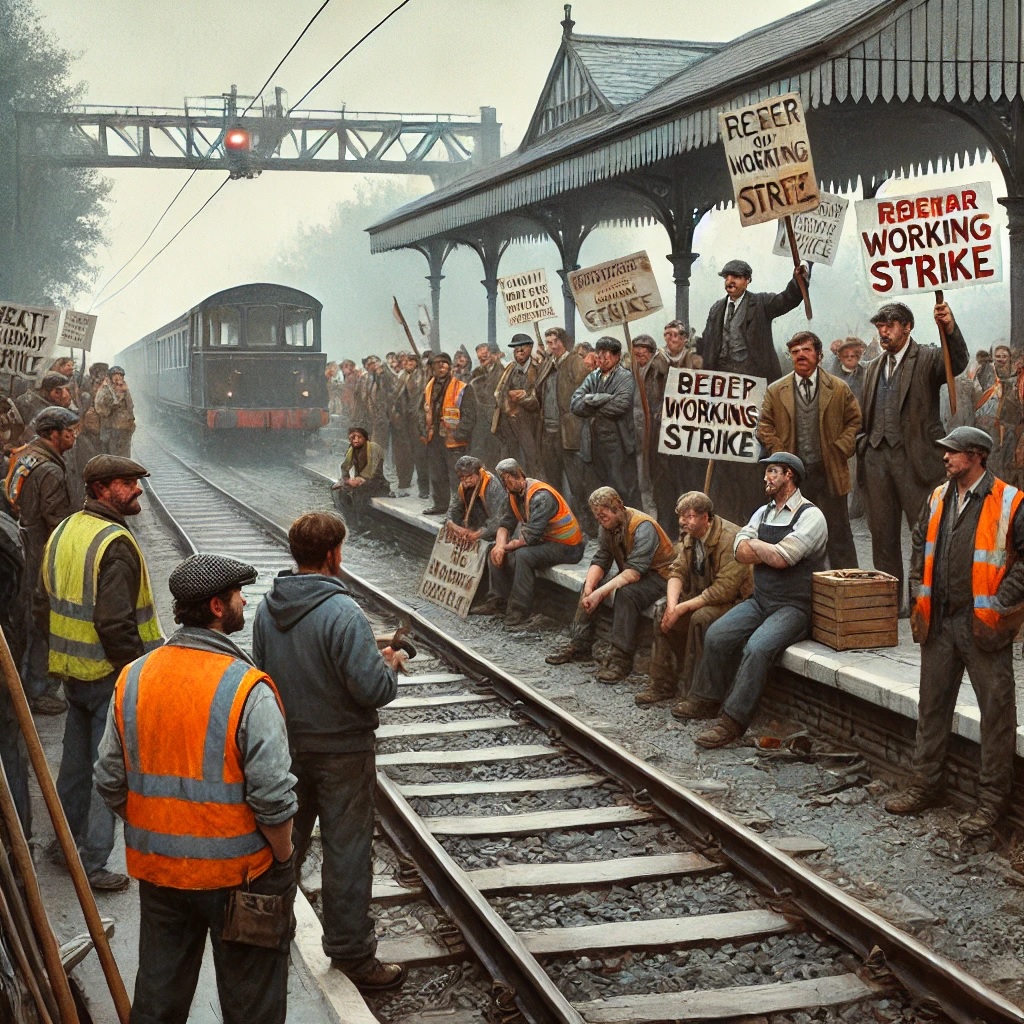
[635,677,677,706]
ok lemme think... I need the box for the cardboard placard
[854,182,1002,295]
[497,269,557,326]
[0,302,61,381]
[568,251,663,332]
[772,192,848,266]
[658,368,765,463]
[59,310,98,352]
[418,529,488,618]
[720,92,819,227]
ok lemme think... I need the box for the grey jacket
[252,572,397,754]
[569,363,637,462]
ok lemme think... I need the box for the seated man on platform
[444,456,505,548]
[545,487,674,682]
[636,491,752,712]
[676,453,827,749]
[331,426,391,531]
[472,458,585,628]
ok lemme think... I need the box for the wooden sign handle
[784,215,812,320]
[935,288,957,417]
[533,320,543,346]
[625,321,652,477]
[703,459,715,495]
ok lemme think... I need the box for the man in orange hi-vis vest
[472,458,586,627]
[887,427,1024,838]
[96,553,297,1024]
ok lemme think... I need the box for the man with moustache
[887,427,1024,837]
[492,335,542,475]
[857,301,969,613]
[420,352,477,515]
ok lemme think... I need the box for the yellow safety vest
[43,511,162,681]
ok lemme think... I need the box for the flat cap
[720,259,753,279]
[41,372,71,391]
[82,454,149,484]
[429,351,452,365]
[837,337,866,354]
[631,334,657,351]
[759,451,805,480]
[935,426,993,453]
[33,406,79,435]
[508,334,534,348]
[169,554,258,603]
[870,302,914,326]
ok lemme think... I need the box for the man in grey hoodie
[252,510,405,992]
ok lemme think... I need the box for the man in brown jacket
[492,335,542,475]
[758,331,861,569]
[637,491,752,711]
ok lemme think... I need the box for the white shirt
[795,368,819,403]
[735,488,829,566]
[884,340,911,376]
[723,293,747,327]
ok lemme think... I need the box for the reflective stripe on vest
[43,511,162,681]
[509,480,583,546]
[115,646,281,889]
[423,377,467,448]
[916,477,1023,640]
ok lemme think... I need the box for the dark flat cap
[169,554,258,602]
[41,372,71,391]
[631,334,657,351]
[935,426,993,453]
[108,365,126,376]
[719,259,753,279]
[508,334,533,348]
[429,351,452,365]
[759,451,805,481]
[82,454,149,484]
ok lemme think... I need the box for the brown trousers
[648,597,735,695]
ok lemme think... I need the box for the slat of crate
[813,605,897,625]
[812,592,898,612]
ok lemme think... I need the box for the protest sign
[773,192,848,266]
[854,182,1001,296]
[568,251,663,332]
[497,269,557,326]
[658,368,765,464]
[719,93,819,227]
[0,302,60,382]
[418,528,488,618]
[59,310,98,352]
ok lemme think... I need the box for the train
[116,283,329,432]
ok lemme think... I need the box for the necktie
[801,377,813,403]
[725,301,736,331]
[887,353,897,382]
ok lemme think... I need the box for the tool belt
[222,855,296,951]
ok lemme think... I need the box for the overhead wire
[88,0,338,310]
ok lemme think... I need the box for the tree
[0,0,109,305]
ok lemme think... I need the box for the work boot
[595,648,633,683]
[87,869,130,893]
[694,714,746,749]
[469,597,506,617]
[421,505,446,516]
[884,785,942,816]
[30,692,67,716]
[635,677,677,706]
[504,607,530,628]
[545,643,591,665]
[334,957,406,992]
[960,804,1002,837]
[670,696,720,721]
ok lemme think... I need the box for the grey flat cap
[720,259,753,279]
[82,454,149,484]
[759,451,805,480]
[169,554,258,602]
[40,372,71,391]
[935,426,993,453]
[32,406,79,435]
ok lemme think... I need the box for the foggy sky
[28,0,1013,363]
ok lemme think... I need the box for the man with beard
[40,455,163,891]
[469,343,504,466]
[492,335,542,475]
[420,352,477,515]
[331,426,391,531]
[677,453,826,749]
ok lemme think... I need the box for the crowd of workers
[0,257,1022,1022]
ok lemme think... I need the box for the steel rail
[146,442,1024,1024]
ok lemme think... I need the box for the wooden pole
[533,320,543,346]
[784,216,812,320]
[392,297,421,358]
[703,459,715,495]
[0,878,56,1024]
[936,288,957,416]
[0,629,131,1023]
[625,321,652,478]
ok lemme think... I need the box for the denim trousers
[691,595,809,726]
[58,676,116,874]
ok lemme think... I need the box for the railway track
[135,434,1023,1024]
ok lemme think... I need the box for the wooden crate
[811,570,899,651]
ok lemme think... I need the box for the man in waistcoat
[758,331,860,569]
[492,334,542,475]
[545,487,675,682]
[886,428,1024,836]
[677,453,827,749]
[857,300,969,612]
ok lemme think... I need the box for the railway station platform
[305,468,1024,819]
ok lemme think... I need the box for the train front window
[246,306,279,348]
[207,306,240,347]
[284,307,315,348]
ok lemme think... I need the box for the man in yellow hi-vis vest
[39,453,163,891]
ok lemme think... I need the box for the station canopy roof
[369,0,1024,252]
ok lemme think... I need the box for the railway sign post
[418,528,488,618]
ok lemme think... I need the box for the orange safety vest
[508,480,583,546]
[610,508,676,579]
[113,644,283,890]
[914,476,1024,645]
[423,377,468,448]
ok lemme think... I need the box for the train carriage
[116,283,329,432]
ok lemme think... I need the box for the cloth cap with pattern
[169,554,258,602]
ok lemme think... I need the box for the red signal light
[224,127,251,152]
